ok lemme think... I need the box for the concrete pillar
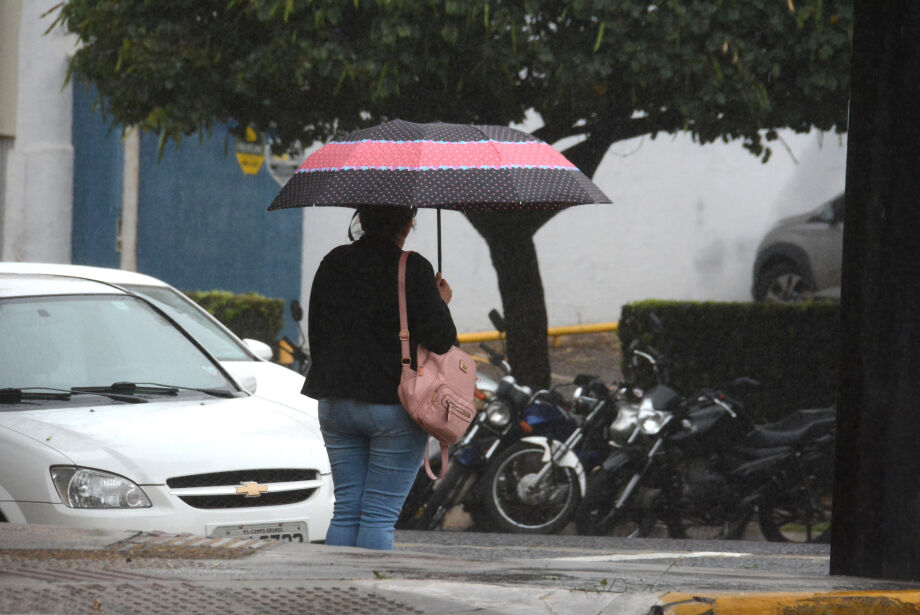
[119,130,140,271]
[1,0,75,263]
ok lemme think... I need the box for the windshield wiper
[73,382,178,397]
[134,382,238,399]
[74,382,236,399]
[70,382,159,403]
[0,388,72,403]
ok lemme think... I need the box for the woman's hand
[435,273,453,304]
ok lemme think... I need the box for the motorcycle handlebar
[686,388,740,418]
[479,342,511,373]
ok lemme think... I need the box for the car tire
[754,261,815,303]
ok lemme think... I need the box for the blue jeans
[318,398,428,550]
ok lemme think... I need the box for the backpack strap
[424,444,449,481]
[399,250,449,481]
[397,251,412,372]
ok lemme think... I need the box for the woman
[302,205,456,550]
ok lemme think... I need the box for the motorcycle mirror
[290,299,304,323]
[488,309,506,333]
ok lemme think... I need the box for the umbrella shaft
[437,208,442,273]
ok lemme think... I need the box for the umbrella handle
[437,208,442,273]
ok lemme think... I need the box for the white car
[0,273,332,540]
[0,262,314,419]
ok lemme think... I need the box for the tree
[55,0,852,387]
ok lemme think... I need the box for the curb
[655,590,920,614]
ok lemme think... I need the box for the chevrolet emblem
[236,482,269,498]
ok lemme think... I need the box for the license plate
[211,521,307,542]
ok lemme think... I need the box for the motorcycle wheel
[757,491,832,543]
[483,442,580,534]
[575,469,656,537]
[413,462,470,530]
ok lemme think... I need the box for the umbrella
[268,119,612,271]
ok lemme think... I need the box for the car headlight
[485,399,512,427]
[50,466,152,509]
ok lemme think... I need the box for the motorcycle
[750,406,836,542]
[574,336,835,541]
[399,310,575,531]
[281,299,311,375]
[478,371,625,534]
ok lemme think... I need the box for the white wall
[1,0,75,263]
[537,129,848,327]
[0,0,22,138]
[300,128,847,334]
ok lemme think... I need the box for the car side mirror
[243,338,273,361]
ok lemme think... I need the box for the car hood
[757,210,819,252]
[0,396,330,484]
[220,360,312,413]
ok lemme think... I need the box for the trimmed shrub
[184,290,284,345]
[618,300,839,422]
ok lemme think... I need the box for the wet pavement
[3,524,920,614]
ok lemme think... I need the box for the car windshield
[121,284,253,361]
[0,294,234,392]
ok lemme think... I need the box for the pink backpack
[396,251,478,480]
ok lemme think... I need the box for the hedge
[184,290,284,345]
[618,300,839,422]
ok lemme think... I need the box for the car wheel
[755,261,815,303]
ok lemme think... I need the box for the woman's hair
[349,205,417,242]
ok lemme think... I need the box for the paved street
[3,524,920,614]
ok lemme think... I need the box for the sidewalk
[2,524,919,614]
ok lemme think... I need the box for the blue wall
[72,85,303,341]
[72,82,123,268]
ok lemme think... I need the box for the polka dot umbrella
[268,119,612,271]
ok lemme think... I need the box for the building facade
[1,0,302,340]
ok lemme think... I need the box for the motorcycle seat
[744,417,836,448]
[759,406,836,432]
[731,448,795,479]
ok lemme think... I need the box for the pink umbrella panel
[268,120,612,269]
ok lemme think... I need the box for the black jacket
[302,235,457,404]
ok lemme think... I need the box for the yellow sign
[235,127,265,175]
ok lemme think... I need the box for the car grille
[166,468,322,510]
[166,469,317,488]
[176,489,317,509]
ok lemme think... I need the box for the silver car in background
[752,193,844,303]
